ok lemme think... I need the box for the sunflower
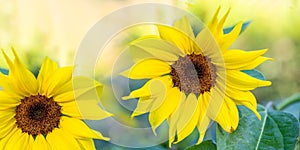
[122,7,272,147]
[0,49,111,149]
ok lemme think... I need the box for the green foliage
[216,106,299,150]
[185,140,216,150]
[0,68,8,75]
[241,69,266,81]
[276,93,300,110]
[223,21,251,34]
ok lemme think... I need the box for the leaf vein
[255,109,268,150]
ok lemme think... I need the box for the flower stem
[276,93,300,110]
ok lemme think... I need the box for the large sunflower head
[122,8,272,147]
[0,49,111,149]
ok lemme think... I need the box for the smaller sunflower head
[0,48,111,149]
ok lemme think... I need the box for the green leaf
[217,106,299,150]
[129,79,149,91]
[295,136,300,150]
[185,140,216,150]
[241,69,265,80]
[223,21,251,34]
[0,68,8,75]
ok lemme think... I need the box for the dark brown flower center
[15,94,61,136]
[170,53,217,95]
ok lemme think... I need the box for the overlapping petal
[122,75,172,100]
[157,20,201,55]
[76,139,96,150]
[32,135,51,150]
[224,49,273,70]
[2,49,38,97]
[121,59,171,79]
[0,111,16,139]
[60,116,109,140]
[196,92,211,144]
[174,94,200,144]
[46,128,81,150]
[226,70,271,91]
[207,7,243,51]
[0,91,20,110]
[167,91,186,147]
[5,129,34,150]
[37,57,59,95]
[226,87,261,119]
[149,87,181,135]
[213,96,239,133]
[129,36,184,63]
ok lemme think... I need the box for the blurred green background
[0,0,299,149]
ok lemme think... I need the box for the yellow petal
[124,76,173,121]
[5,129,33,150]
[157,24,197,55]
[214,95,239,133]
[195,27,221,57]
[217,8,230,34]
[60,100,112,120]
[32,134,51,150]
[236,57,273,70]
[224,49,272,70]
[122,80,153,100]
[129,37,183,63]
[196,93,211,144]
[54,91,75,103]
[226,70,272,91]
[207,7,242,51]
[221,21,243,50]
[130,76,172,117]
[44,66,73,97]
[167,92,186,147]
[37,57,59,94]
[0,126,17,149]
[46,128,81,150]
[131,97,154,117]
[60,101,82,119]
[174,93,200,144]
[207,6,221,33]
[12,48,38,95]
[0,91,20,110]
[149,87,181,135]
[75,100,113,120]
[0,112,16,139]
[226,88,261,120]
[0,73,19,97]
[174,16,195,39]
[60,116,109,140]
[121,59,170,79]
[72,76,103,96]
[224,49,267,62]
[122,75,172,100]
[196,116,210,144]
[2,49,38,96]
[148,77,173,111]
[77,139,96,150]
[205,85,225,121]
[54,76,103,103]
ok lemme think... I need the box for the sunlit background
[0,0,299,149]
